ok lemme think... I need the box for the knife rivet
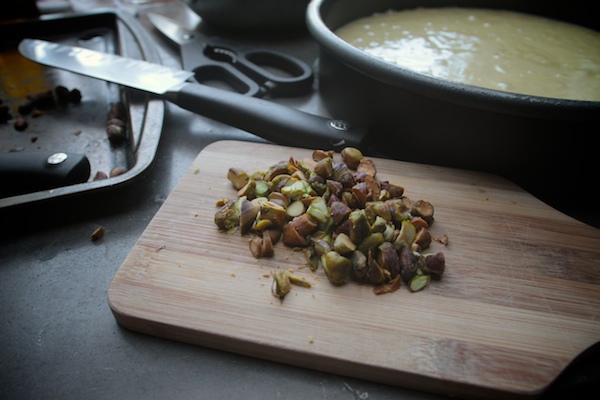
[329,120,350,131]
[47,152,68,165]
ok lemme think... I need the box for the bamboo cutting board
[108,140,600,399]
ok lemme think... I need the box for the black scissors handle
[189,39,314,98]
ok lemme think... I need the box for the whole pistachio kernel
[341,147,364,170]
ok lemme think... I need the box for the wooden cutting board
[108,140,600,399]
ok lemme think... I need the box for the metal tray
[0,10,164,208]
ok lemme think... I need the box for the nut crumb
[91,226,104,241]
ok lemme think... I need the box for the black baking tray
[0,10,164,208]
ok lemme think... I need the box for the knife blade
[18,39,369,152]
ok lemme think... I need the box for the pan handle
[165,82,369,152]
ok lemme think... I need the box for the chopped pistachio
[282,223,308,247]
[333,232,356,255]
[357,158,377,177]
[411,200,435,225]
[312,149,334,161]
[249,237,263,258]
[259,201,288,228]
[289,273,312,288]
[349,250,367,281]
[265,162,290,181]
[393,220,416,250]
[272,269,292,298]
[348,209,371,245]
[227,167,249,190]
[268,191,290,208]
[289,213,318,237]
[281,179,314,200]
[399,246,419,283]
[255,180,270,197]
[309,236,332,257]
[422,252,445,278]
[377,241,401,278]
[239,198,259,234]
[409,274,431,292]
[321,251,351,285]
[237,179,256,199]
[357,232,385,255]
[314,156,334,179]
[214,200,240,232]
[286,199,305,217]
[303,246,320,271]
[306,196,330,224]
[414,227,432,250]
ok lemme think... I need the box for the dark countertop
[1,1,598,399]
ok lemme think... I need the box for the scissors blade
[148,12,198,47]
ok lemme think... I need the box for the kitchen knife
[18,38,369,152]
[0,151,90,197]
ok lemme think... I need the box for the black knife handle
[165,83,369,152]
[0,151,91,197]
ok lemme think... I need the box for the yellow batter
[336,8,600,101]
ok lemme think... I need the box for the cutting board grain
[108,140,600,399]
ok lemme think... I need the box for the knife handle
[0,151,91,197]
[166,83,369,152]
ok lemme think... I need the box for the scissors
[148,12,314,98]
